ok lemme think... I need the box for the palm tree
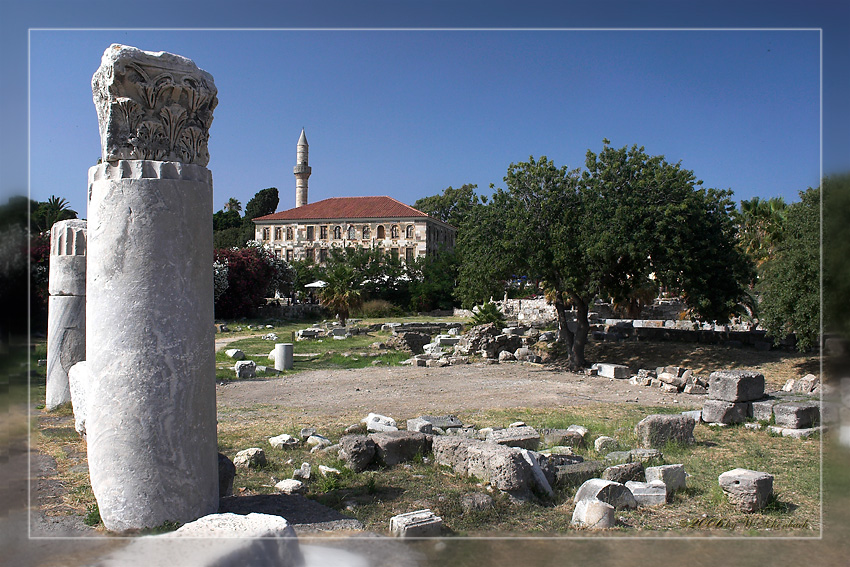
[223,197,242,213]
[738,196,787,268]
[318,263,362,326]
[33,195,77,233]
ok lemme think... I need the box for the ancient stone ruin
[84,44,218,531]
[46,219,86,410]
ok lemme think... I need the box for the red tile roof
[254,196,432,222]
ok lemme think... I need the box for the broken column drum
[86,44,218,531]
[46,220,87,410]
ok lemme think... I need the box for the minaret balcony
[293,164,312,174]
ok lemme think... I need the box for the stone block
[233,448,266,469]
[465,443,533,493]
[274,479,305,494]
[97,513,302,567]
[567,424,589,439]
[417,414,464,429]
[701,399,748,424]
[519,449,554,497]
[594,436,618,453]
[625,480,667,507]
[793,374,819,394]
[573,478,637,510]
[338,435,376,472]
[683,384,707,395]
[225,348,245,360]
[658,372,686,388]
[68,361,91,437]
[571,499,615,529]
[487,425,540,450]
[594,363,631,379]
[629,448,664,464]
[540,428,585,448]
[635,414,695,448]
[390,509,443,537]
[362,412,398,432]
[602,461,644,484]
[644,464,686,494]
[604,451,633,464]
[369,431,432,466]
[234,360,256,379]
[292,462,311,481]
[269,434,299,449]
[781,427,820,439]
[407,417,434,434]
[680,410,702,422]
[773,401,820,429]
[749,397,778,421]
[718,468,774,512]
[708,370,765,402]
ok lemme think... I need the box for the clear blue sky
[2,1,847,219]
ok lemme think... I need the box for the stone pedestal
[274,343,294,371]
[46,220,86,410]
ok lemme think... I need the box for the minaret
[294,128,311,208]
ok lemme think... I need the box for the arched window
[406,225,414,239]
[333,226,342,240]
[377,225,386,239]
[348,226,356,240]
[391,225,400,238]
[363,225,371,239]
[286,227,293,240]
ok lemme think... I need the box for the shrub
[470,302,505,326]
[355,299,403,318]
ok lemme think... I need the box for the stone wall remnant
[85,44,218,532]
[46,219,87,410]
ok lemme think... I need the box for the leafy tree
[213,209,242,231]
[759,186,820,350]
[32,195,78,233]
[458,142,753,369]
[407,247,460,311]
[223,197,242,213]
[243,187,279,221]
[413,184,484,228]
[213,242,293,319]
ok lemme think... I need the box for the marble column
[86,44,219,531]
[46,219,86,410]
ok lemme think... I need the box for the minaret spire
[294,128,311,208]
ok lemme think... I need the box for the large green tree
[759,186,820,350]
[458,142,753,369]
[413,184,484,228]
[824,174,850,339]
[738,195,787,270]
[32,195,78,233]
[243,187,279,222]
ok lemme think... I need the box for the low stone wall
[257,302,327,320]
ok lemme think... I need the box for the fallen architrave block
[389,509,443,537]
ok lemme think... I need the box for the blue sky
[3,1,848,219]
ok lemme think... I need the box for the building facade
[253,130,455,263]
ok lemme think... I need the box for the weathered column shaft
[86,44,219,532]
[46,219,86,410]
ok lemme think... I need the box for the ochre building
[253,130,455,263]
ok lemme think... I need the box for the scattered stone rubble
[628,366,709,394]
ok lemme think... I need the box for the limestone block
[362,412,398,432]
[635,414,696,448]
[680,410,702,422]
[487,425,540,450]
[275,479,305,494]
[96,513,302,567]
[67,361,91,436]
[233,448,266,469]
[46,221,87,410]
[567,424,589,439]
[465,442,533,493]
[338,435,376,472]
[319,465,340,476]
[644,464,686,494]
[604,451,633,465]
[418,415,463,429]
[594,363,631,379]
[625,480,667,507]
[431,436,474,474]
[519,449,554,498]
[594,436,618,453]
[225,349,245,360]
[658,372,686,388]
[571,499,615,529]
[369,431,431,466]
[781,427,821,439]
[269,434,299,449]
[406,417,434,434]
[540,428,585,448]
[389,509,443,537]
[234,360,256,379]
[218,453,235,498]
[629,448,664,464]
[86,159,217,531]
[701,399,748,424]
[773,401,820,429]
[708,370,765,402]
[718,468,774,512]
[750,397,778,421]
[92,44,217,166]
[573,478,637,510]
[306,434,331,448]
[602,461,644,484]
[293,462,311,480]
[683,384,707,395]
[793,374,819,394]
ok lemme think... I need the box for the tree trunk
[554,297,574,354]
[570,295,590,369]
